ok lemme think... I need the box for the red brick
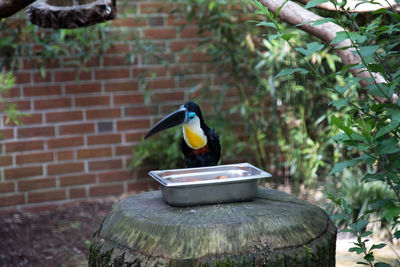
[0,195,25,207]
[3,113,43,126]
[113,93,144,105]
[28,189,65,203]
[117,119,150,131]
[98,170,133,183]
[170,40,199,52]
[104,81,139,92]
[70,188,86,199]
[4,100,31,110]
[127,180,160,193]
[105,43,132,54]
[33,72,51,83]
[166,16,192,26]
[144,28,176,39]
[15,72,31,84]
[4,166,43,180]
[0,129,14,139]
[3,87,21,98]
[95,68,130,80]
[0,155,13,166]
[5,140,44,152]
[57,150,74,161]
[116,145,134,156]
[180,77,205,87]
[125,131,146,142]
[86,108,121,120]
[16,152,53,164]
[60,174,96,187]
[125,106,157,117]
[0,182,15,193]
[34,98,72,110]
[180,27,202,38]
[23,85,61,97]
[46,111,83,123]
[59,123,95,135]
[87,134,122,145]
[146,78,175,90]
[179,52,211,63]
[132,66,167,77]
[64,57,99,68]
[89,159,123,171]
[17,126,55,138]
[140,3,174,13]
[111,18,146,27]
[89,184,124,197]
[48,136,84,149]
[77,147,112,159]
[75,96,110,107]
[54,70,91,82]
[170,64,203,75]
[103,55,132,66]
[65,83,102,94]
[47,162,84,175]
[151,92,184,102]
[18,178,56,191]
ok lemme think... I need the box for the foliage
[254,0,400,265]
[0,72,24,129]
[164,0,342,192]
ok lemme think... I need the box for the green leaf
[329,155,370,175]
[364,253,374,262]
[394,230,400,239]
[358,45,380,58]
[281,33,296,41]
[304,0,329,9]
[368,63,385,73]
[274,68,309,79]
[329,98,349,110]
[362,173,385,182]
[311,17,336,26]
[368,83,394,99]
[349,246,366,254]
[255,21,277,29]
[331,31,348,45]
[369,243,386,251]
[374,262,392,267]
[376,121,399,139]
[295,42,324,56]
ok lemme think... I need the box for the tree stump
[90,188,336,266]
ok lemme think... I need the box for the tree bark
[0,0,36,18]
[295,0,399,12]
[90,188,336,266]
[259,0,398,104]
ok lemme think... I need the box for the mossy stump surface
[90,188,336,266]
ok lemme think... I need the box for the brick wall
[0,1,224,213]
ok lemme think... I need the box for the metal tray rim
[148,163,271,187]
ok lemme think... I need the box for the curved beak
[145,106,188,138]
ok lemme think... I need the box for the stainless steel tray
[148,163,271,207]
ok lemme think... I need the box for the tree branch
[259,0,398,103]
[0,0,36,19]
[294,0,399,12]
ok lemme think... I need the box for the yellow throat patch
[183,125,207,149]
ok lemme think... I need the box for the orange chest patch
[192,145,211,155]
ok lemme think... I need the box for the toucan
[145,101,221,168]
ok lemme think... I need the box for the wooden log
[90,188,336,266]
[28,0,116,29]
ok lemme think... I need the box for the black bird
[145,101,221,168]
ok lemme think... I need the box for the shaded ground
[0,198,117,267]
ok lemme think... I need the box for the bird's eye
[188,112,196,120]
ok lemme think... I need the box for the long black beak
[145,107,187,138]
